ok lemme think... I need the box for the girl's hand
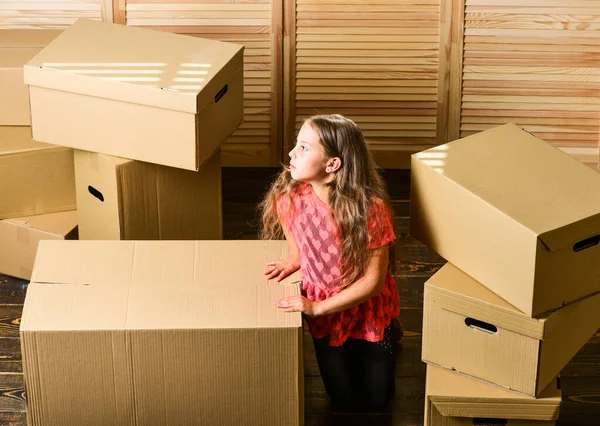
[265,256,300,282]
[275,296,320,317]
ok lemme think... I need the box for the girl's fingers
[266,269,281,279]
[276,269,289,282]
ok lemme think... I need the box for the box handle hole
[472,419,507,426]
[215,84,228,103]
[465,318,497,334]
[88,185,104,202]
[573,235,600,252]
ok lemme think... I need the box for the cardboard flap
[431,398,560,421]
[538,213,600,252]
[23,240,302,332]
[24,19,244,114]
[427,365,561,421]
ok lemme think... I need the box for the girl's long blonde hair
[259,114,395,287]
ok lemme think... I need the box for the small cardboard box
[425,364,561,426]
[0,210,77,280]
[410,123,600,317]
[422,263,600,397]
[74,149,222,240]
[0,30,61,125]
[21,240,303,426]
[0,126,76,220]
[25,19,244,171]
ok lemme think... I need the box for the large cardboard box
[410,123,600,317]
[425,364,561,426]
[422,263,600,397]
[0,126,76,220]
[0,30,61,125]
[0,210,77,280]
[25,19,244,171]
[74,149,222,240]
[21,240,303,426]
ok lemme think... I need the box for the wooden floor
[0,168,598,425]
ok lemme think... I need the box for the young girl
[260,114,400,412]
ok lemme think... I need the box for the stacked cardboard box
[0,30,77,278]
[13,18,306,426]
[410,124,600,425]
[24,18,244,240]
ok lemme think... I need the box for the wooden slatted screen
[460,0,600,170]
[0,1,110,28]
[285,0,441,168]
[114,0,282,167]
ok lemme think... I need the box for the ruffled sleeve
[367,198,396,249]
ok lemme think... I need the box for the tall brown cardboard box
[410,123,600,317]
[425,364,561,426]
[25,19,244,171]
[21,240,303,426]
[0,126,76,219]
[74,149,222,240]
[422,263,600,397]
[0,30,61,125]
[0,210,77,280]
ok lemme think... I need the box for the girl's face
[288,122,329,184]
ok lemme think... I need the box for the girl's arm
[275,245,389,316]
[314,245,388,316]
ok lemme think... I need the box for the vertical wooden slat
[101,0,115,23]
[436,0,452,145]
[271,0,283,165]
[114,0,126,25]
[283,0,297,161]
[447,0,464,142]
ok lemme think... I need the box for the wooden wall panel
[114,0,282,167]
[284,0,442,168]
[460,0,600,170]
[0,1,109,28]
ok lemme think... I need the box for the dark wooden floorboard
[0,167,597,425]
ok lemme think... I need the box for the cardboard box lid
[4,210,78,237]
[0,126,55,154]
[24,19,244,114]
[21,240,301,332]
[427,365,561,420]
[0,30,62,48]
[413,123,600,252]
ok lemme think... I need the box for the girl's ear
[327,157,342,173]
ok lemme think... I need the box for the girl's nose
[289,148,295,158]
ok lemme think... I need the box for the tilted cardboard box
[21,240,303,426]
[25,19,244,171]
[0,30,61,125]
[0,126,75,219]
[74,149,221,240]
[0,210,77,280]
[410,123,600,317]
[425,364,561,426]
[422,263,600,397]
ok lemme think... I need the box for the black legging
[312,321,396,412]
